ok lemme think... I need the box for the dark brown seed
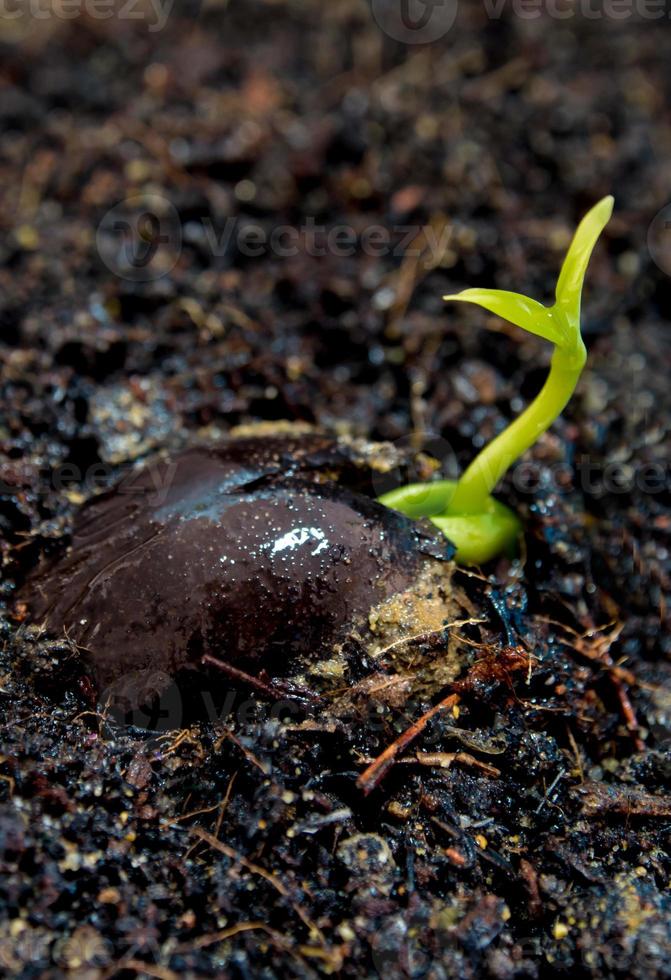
[20,435,453,720]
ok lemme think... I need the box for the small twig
[167,773,238,826]
[430,815,513,873]
[214,771,237,840]
[191,828,290,896]
[103,959,178,980]
[189,828,326,946]
[185,919,324,972]
[519,858,543,917]
[201,654,289,699]
[158,729,201,758]
[414,751,501,778]
[357,751,501,778]
[372,618,486,661]
[0,773,15,798]
[189,921,286,951]
[356,692,459,795]
[612,679,645,752]
[213,726,270,775]
[201,654,322,704]
[535,769,566,815]
[566,725,584,783]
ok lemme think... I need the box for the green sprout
[379,195,614,565]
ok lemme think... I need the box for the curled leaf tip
[554,195,614,317]
[598,194,615,217]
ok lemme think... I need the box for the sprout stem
[447,344,585,514]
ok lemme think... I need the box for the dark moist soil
[2,4,671,978]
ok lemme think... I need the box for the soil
[1,3,671,978]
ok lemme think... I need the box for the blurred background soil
[2,2,671,977]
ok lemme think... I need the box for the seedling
[379,196,614,564]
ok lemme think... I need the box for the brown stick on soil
[201,654,321,703]
[356,692,460,795]
[201,654,284,698]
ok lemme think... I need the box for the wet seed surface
[19,434,454,719]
